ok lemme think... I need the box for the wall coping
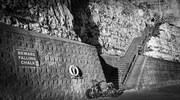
[100,54,123,58]
[0,22,94,48]
[144,55,180,64]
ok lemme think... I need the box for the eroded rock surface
[0,0,180,58]
[0,0,79,40]
[144,23,180,62]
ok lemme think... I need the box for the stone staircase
[119,37,140,87]
[118,26,153,89]
[125,55,146,90]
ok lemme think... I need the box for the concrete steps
[119,36,144,87]
[119,26,152,89]
[125,55,146,90]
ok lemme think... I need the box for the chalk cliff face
[70,0,180,58]
[0,0,180,61]
[0,0,149,56]
[0,0,78,40]
[140,0,180,62]
[87,0,145,56]
[72,0,152,56]
[144,23,180,62]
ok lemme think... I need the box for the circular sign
[69,65,79,77]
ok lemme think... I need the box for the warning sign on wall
[14,48,39,67]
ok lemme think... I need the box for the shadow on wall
[98,54,119,89]
[71,0,119,89]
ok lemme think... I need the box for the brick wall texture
[138,57,180,90]
[0,23,105,100]
[1,21,180,100]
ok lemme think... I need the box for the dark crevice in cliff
[71,0,103,53]
[72,0,121,87]
[71,0,101,47]
[71,0,119,87]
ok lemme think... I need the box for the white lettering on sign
[17,51,35,56]
[15,48,39,67]
[21,61,35,65]
[18,56,36,60]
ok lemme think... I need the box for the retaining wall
[0,23,105,100]
[138,56,180,89]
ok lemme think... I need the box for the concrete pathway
[79,85,180,100]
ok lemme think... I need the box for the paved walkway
[79,85,180,100]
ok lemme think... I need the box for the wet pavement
[79,85,180,100]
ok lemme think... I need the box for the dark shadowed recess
[71,0,119,89]
[98,54,119,89]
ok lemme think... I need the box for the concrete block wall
[0,23,105,100]
[138,56,180,90]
